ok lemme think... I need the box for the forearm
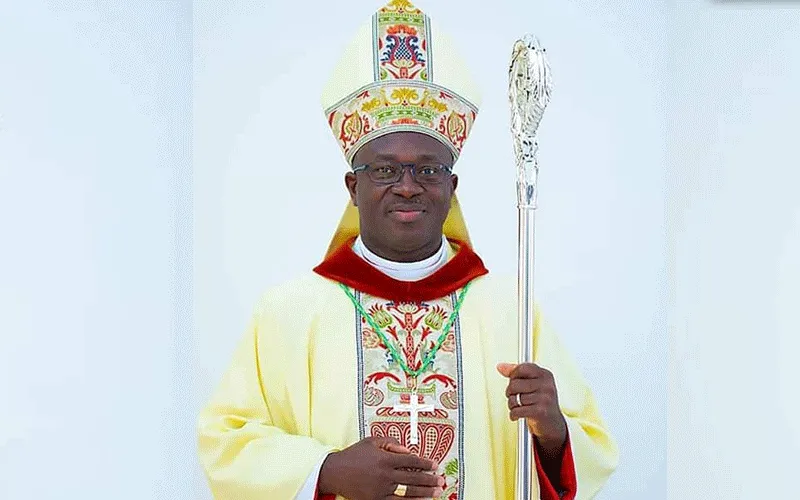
[536,433,568,484]
[534,427,576,500]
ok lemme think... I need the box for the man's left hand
[497,362,567,452]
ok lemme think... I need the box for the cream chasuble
[197,240,618,500]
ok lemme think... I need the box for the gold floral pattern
[324,0,478,163]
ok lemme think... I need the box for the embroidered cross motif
[392,393,435,445]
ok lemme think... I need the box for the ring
[515,393,523,407]
[394,484,408,496]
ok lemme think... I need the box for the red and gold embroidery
[354,292,465,499]
[324,0,478,164]
[327,84,477,163]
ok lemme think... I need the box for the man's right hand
[317,436,445,499]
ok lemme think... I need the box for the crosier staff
[508,34,554,500]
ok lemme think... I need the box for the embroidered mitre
[321,0,482,257]
[321,0,481,164]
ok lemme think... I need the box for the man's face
[346,132,458,261]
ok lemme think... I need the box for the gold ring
[394,484,408,497]
[516,393,523,407]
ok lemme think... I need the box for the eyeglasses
[352,162,453,185]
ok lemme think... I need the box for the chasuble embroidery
[352,289,465,499]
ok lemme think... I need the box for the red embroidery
[364,372,401,385]
[370,407,455,464]
[421,373,456,388]
[358,291,463,498]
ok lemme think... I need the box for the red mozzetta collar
[313,237,489,303]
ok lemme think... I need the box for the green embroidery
[371,307,393,328]
[423,306,445,330]
[386,380,435,395]
[444,458,459,477]
[340,282,471,378]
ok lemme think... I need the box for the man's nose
[391,167,424,197]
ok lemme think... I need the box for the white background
[0,1,797,499]
[667,2,800,498]
[0,1,194,498]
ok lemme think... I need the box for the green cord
[339,281,472,378]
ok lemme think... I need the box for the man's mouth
[389,206,426,222]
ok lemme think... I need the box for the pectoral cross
[393,393,434,445]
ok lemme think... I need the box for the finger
[511,362,549,379]
[381,441,412,454]
[392,469,446,488]
[390,452,438,471]
[371,436,413,455]
[387,484,445,499]
[506,379,554,399]
[509,400,552,422]
[504,378,541,397]
[507,392,539,409]
[509,403,533,421]
[372,436,401,447]
[496,362,517,377]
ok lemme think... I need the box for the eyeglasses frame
[351,162,454,185]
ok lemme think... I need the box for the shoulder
[465,272,519,313]
[467,271,516,296]
[252,272,343,319]
[465,271,548,324]
[246,272,347,354]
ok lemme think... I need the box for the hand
[497,362,567,453]
[318,436,445,499]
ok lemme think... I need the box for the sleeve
[196,303,338,500]
[295,453,331,499]
[534,308,619,500]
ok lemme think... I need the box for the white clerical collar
[352,235,450,282]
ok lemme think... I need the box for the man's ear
[450,174,459,194]
[345,172,358,207]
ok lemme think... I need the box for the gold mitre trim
[321,0,481,165]
[325,81,478,164]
